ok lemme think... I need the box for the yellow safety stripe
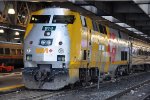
[0,84,24,91]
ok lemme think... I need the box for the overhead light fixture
[134,32,144,35]
[101,16,119,22]
[14,38,20,40]
[8,4,15,14]
[116,23,131,28]
[126,28,134,31]
[15,32,20,35]
[0,29,4,33]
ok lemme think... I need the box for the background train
[23,8,150,90]
[0,42,23,70]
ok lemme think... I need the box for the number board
[42,26,56,31]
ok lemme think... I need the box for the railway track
[143,95,150,100]
[0,71,150,100]
[106,78,150,100]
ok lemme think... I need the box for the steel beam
[113,2,143,13]
[125,14,149,20]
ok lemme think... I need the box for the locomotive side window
[92,21,98,31]
[0,48,4,54]
[80,15,87,27]
[30,15,51,23]
[98,24,107,35]
[118,31,121,38]
[83,50,87,60]
[103,26,107,35]
[52,15,75,24]
[98,24,104,33]
[5,48,10,55]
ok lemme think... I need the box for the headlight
[26,54,32,61]
[44,31,51,36]
[46,40,51,45]
[41,40,46,45]
[57,55,65,61]
[39,39,53,46]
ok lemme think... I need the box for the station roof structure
[0,0,150,42]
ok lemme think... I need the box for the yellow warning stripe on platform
[0,84,24,91]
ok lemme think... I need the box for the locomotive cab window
[52,15,75,24]
[30,15,51,23]
[80,15,87,27]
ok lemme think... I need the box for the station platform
[0,69,24,92]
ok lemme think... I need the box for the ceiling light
[8,4,15,14]
[0,29,4,33]
[15,32,20,35]
[14,38,20,40]
[8,8,15,14]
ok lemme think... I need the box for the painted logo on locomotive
[35,48,53,54]
[109,32,117,62]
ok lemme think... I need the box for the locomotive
[0,42,23,69]
[23,8,150,90]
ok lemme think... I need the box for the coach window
[0,48,4,55]
[5,48,10,55]
[11,49,16,55]
[17,49,21,55]
[145,51,148,56]
[21,49,23,55]
[148,52,150,56]
[121,51,127,60]
[139,49,142,55]
[118,31,121,38]
[80,15,87,27]
[30,15,51,23]
[92,21,98,31]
